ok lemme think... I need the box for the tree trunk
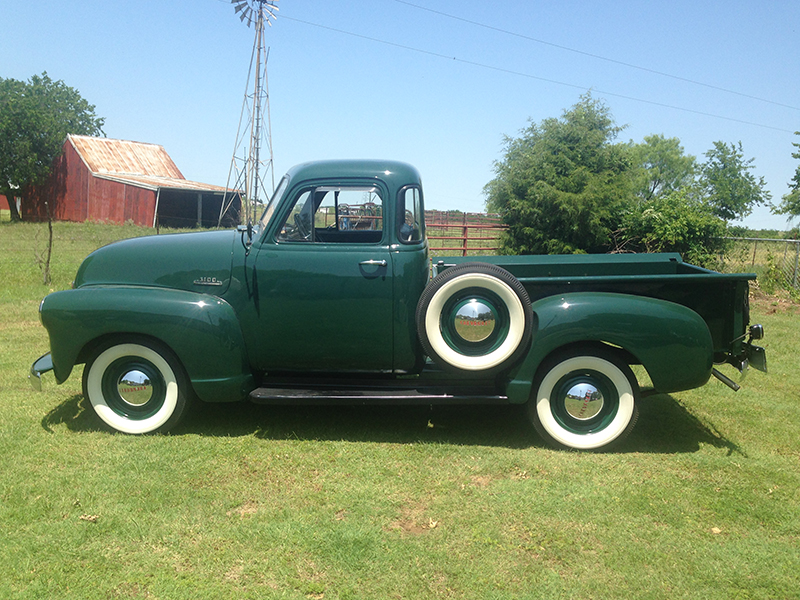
[2,190,22,221]
[43,201,53,284]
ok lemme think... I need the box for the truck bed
[441,253,755,358]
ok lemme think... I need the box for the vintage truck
[30,159,766,450]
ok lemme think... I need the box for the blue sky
[3,0,799,230]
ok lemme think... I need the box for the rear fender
[40,287,253,402]
[505,292,713,403]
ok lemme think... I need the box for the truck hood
[74,230,237,294]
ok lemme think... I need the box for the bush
[622,189,727,267]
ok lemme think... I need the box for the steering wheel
[294,213,311,241]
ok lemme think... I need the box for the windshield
[258,175,289,229]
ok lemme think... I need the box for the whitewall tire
[82,339,191,434]
[528,349,639,451]
[416,263,532,373]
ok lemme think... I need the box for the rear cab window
[398,185,424,244]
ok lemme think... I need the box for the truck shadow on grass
[622,394,744,456]
[42,392,742,455]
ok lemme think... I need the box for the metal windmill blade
[230,0,279,28]
[262,0,279,26]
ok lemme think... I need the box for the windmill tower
[218,0,279,227]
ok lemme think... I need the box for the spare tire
[416,262,533,373]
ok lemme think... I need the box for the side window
[398,186,423,243]
[277,186,383,244]
[277,190,313,241]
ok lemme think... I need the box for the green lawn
[1,218,798,599]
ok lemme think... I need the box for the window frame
[272,183,387,245]
[397,184,425,245]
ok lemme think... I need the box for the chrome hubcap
[453,300,496,342]
[117,370,153,407]
[563,383,604,420]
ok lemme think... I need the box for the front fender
[506,292,713,403]
[39,286,254,402]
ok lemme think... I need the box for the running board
[249,383,508,405]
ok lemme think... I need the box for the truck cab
[232,160,429,375]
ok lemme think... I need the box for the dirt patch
[470,474,493,488]
[227,500,259,517]
[750,289,799,315]
[387,502,439,535]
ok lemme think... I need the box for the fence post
[794,242,799,288]
[462,213,468,257]
[752,240,758,266]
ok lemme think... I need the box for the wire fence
[716,237,800,291]
[425,210,505,257]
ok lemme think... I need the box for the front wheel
[528,349,639,451]
[82,339,191,434]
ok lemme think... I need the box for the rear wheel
[528,348,639,451]
[416,263,532,373]
[82,338,191,434]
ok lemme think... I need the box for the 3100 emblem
[193,277,223,286]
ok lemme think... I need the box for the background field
[1,217,798,599]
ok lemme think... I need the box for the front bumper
[29,353,54,391]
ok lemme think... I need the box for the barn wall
[125,184,156,226]
[58,142,89,222]
[87,177,155,226]
[24,141,89,222]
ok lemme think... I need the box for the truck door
[252,184,394,373]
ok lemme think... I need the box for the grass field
[1,216,798,599]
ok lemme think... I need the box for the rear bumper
[29,353,54,391]
[744,342,767,373]
[741,323,767,373]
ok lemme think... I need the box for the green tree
[622,188,726,267]
[621,136,727,264]
[630,134,696,201]
[0,72,104,221]
[484,95,633,254]
[700,141,770,222]
[772,131,800,221]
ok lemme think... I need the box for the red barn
[1,195,15,212]
[24,135,241,228]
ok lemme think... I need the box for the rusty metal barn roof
[69,135,184,178]
[68,135,230,193]
[94,173,229,193]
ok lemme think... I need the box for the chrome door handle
[359,259,387,267]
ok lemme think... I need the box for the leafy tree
[0,72,104,221]
[621,136,728,264]
[772,131,800,221]
[630,134,696,201]
[484,95,633,254]
[622,188,726,267]
[483,98,764,264]
[699,141,770,222]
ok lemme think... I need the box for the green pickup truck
[30,159,766,450]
